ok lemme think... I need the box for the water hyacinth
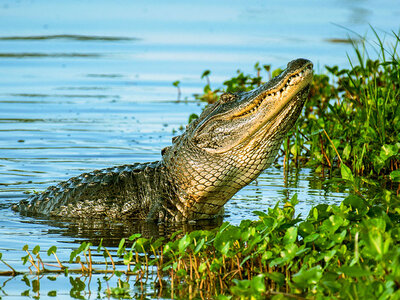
[1,189,400,298]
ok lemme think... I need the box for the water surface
[0,0,399,297]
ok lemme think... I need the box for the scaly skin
[13,58,313,222]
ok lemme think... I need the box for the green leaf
[332,230,346,244]
[362,218,390,258]
[162,243,172,255]
[219,241,231,256]
[188,113,199,124]
[97,238,103,253]
[292,265,323,288]
[272,68,283,78]
[117,238,125,256]
[170,230,183,240]
[380,143,400,161]
[250,274,266,294]
[323,249,337,263]
[128,233,141,241]
[151,237,165,251]
[343,144,352,160]
[176,268,187,277]
[32,245,40,255]
[341,164,354,183]
[178,234,191,254]
[47,246,57,256]
[304,233,320,244]
[123,251,133,265]
[299,221,314,236]
[290,193,299,206]
[135,237,149,252]
[201,70,211,78]
[265,272,285,285]
[114,270,122,277]
[214,225,240,255]
[390,170,400,182]
[198,262,207,273]
[22,275,30,287]
[194,238,205,254]
[339,265,370,277]
[343,194,368,213]
[283,227,298,245]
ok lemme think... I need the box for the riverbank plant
[193,29,400,187]
[1,184,400,298]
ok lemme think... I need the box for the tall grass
[287,29,400,181]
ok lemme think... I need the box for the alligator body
[14,58,313,222]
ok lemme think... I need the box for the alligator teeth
[234,64,312,118]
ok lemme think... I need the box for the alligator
[13,58,313,222]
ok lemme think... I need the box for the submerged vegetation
[2,31,400,298]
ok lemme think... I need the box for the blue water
[0,0,399,298]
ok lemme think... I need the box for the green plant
[191,30,400,189]
[172,80,181,101]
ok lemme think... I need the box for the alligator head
[162,58,313,221]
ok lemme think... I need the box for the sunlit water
[0,0,399,298]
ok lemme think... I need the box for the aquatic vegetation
[1,185,400,298]
[193,30,400,187]
[172,80,181,101]
[2,30,400,299]
[300,31,400,181]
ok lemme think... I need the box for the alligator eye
[220,93,236,104]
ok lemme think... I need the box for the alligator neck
[162,58,313,221]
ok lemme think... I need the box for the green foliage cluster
[193,30,400,186]
[295,31,400,181]
[2,183,400,298]
[194,63,275,104]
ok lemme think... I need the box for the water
[0,0,399,298]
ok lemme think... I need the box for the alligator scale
[14,59,313,222]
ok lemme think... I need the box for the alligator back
[14,161,165,219]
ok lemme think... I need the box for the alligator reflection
[24,216,223,247]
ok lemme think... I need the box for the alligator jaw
[232,61,313,119]
[191,58,313,154]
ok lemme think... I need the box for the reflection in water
[35,216,223,247]
[0,53,102,58]
[324,38,359,44]
[0,34,138,41]
[346,5,372,25]
[0,273,159,299]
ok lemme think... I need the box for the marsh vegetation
[1,32,400,299]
